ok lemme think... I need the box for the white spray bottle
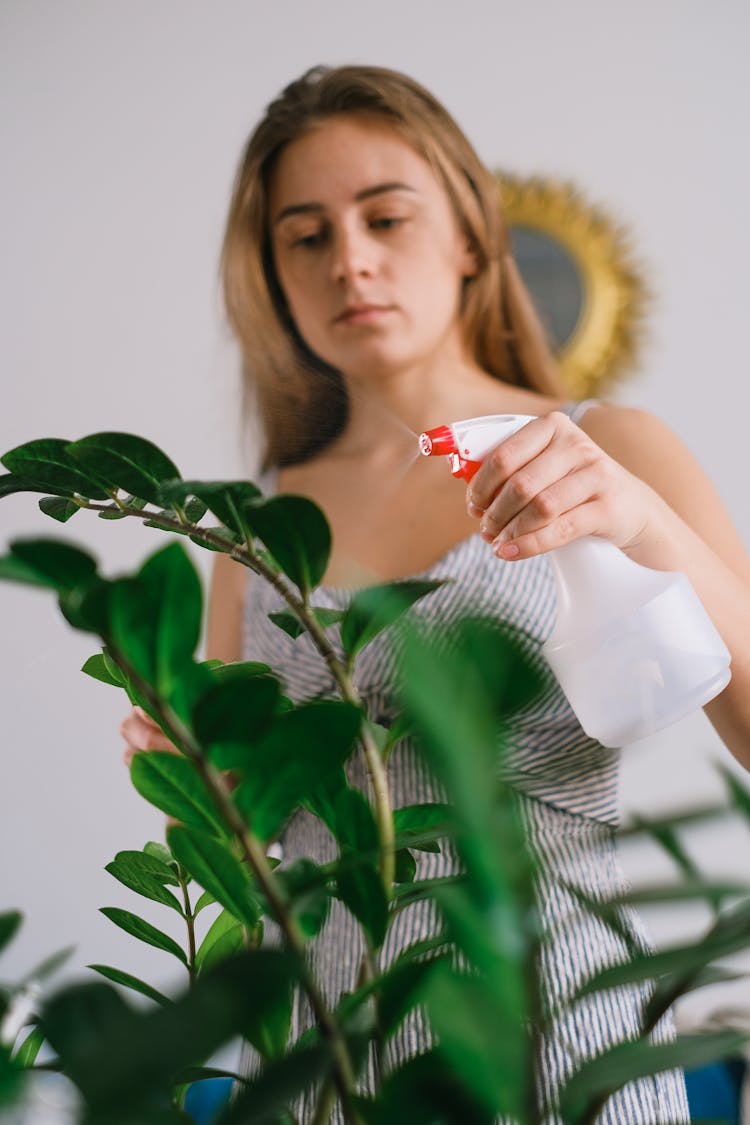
[418,414,731,748]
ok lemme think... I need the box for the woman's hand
[465,411,662,561]
[120,705,179,768]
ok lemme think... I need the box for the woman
[122,66,750,1121]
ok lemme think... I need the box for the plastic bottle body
[542,539,731,747]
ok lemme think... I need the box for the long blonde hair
[222,65,565,468]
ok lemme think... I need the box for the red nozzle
[418,424,456,457]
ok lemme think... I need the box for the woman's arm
[466,406,750,766]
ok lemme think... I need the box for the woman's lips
[334,304,394,325]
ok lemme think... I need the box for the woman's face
[267,116,476,381]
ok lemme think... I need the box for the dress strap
[560,399,600,426]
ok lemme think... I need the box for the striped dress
[241,406,691,1124]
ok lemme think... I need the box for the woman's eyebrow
[274,181,417,225]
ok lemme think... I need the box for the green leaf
[167,826,260,928]
[99,907,187,966]
[88,965,168,1006]
[159,479,261,536]
[193,888,216,914]
[243,494,331,595]
[393,849,418,883]
[66,432,182,505]
[143,840,178,870]
[113,848,179,886]
[233,700,362,841]
[105,859,184,914]
[191,673,281,767]
[195,909,245,973]
[559,1030,749,1123]
[393,802,455,853]
[81,653,124,687]
[426,965,531,1121]
[12,1025,44,1068]
[0,538,97,593]
[0,911,22,955]
[1,437,112,498]
[360,1049,495,1125]
[219,1043,333,1125]
[333,787,379,855]
[39,496,79,523]
[109,542,202,693]
[338,942,450,1040]
[268,606,345,640]
[1,470,72,499]
[341,579,444,660]
[337,859,388,949]
[41,953,297,1115]
[130,751,227,839]
[274,859,330,938]
[58,576,111,634]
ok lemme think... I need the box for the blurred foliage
[1,430,750,1123]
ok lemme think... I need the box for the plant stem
[179,875,197,984]
[108,646,362,1122]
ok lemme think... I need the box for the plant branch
[81,497,396,890]
[106,643,362,1122]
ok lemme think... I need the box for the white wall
[1,0,749,1027]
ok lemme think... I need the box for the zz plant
[1,430,750,1125]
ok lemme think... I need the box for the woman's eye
[290,228,327,249]
[369,216,405,231]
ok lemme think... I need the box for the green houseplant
[1,430,750,1125]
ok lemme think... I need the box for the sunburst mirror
[497,172,649,398]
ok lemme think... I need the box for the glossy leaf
[0,911,22,956]
[109,543,202,693]
[341,579,444,661]
[337,858,388,949]
[243,494,331,595]
[195,909,245,974]
[0,538,97,593]
[81,653,123,687]
[88,965,168,1006]
[38,496,79,523]
[130,751,226,839]
[1,470,72,499]
[338,938,450,1040]
[425,965,530,1121]
[115,848,179,886]
[67,432,181,505]
[41,955,296,1114]
[193,889,216,914]
[233,700,362,841]
[393,803,454,854]
[359,1049,495,1125]
[58,576,111,634]
[99,907,187,966]
[167,826,261,928]
[191,673,281,764]
[220,1042,333,1125]
[1,437,111,498]
[393,849,418,883]
[159,479,261,536]
[268,605,345,640]
[105,859,184,914]
[274,859,330,938]
[12,1025,44,1068]
[334,787,379,855]
[559,1030,748,1124]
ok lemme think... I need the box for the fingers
[120,705,178,767]
[464,412,647,560]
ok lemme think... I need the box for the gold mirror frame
[496,172,650,398]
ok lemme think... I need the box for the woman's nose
[331,227,376,284]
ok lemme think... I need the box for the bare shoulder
[577,402,750,572]
[206,552,249,663]
[573,402,689,475]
